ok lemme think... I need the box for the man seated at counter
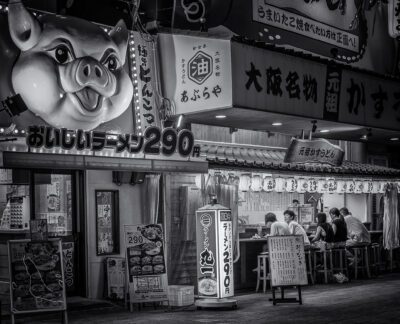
[330,207,348,247]
[283,209,310,247]
[340,207,371,246]
[265,212,290,236]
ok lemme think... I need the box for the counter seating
[329,246,349,279]
[347,245,370,279]
[313,249,333,284]
[256,253,270,293]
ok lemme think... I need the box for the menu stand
[269,286,302,306]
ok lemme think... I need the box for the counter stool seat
[313,249,333,284]
[329,246,349,278]
[305,248,314,285]
[347,245,370,280]
[370,243,383,276]
[256,253,270,293]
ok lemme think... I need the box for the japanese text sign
[267,235,308,287]
[284,138,344,166]
[158,33,232,115]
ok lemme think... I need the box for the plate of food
[141,225,162,240]
[198,278,217,296]
[143,242,161,256]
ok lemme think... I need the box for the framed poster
[30,219,48,242]
[95,190,119,256]
[267,235,308,287]
[124,224,168,303]
[8,239,67,314]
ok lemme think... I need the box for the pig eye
[104,55,119,72]
[50,45,73,64]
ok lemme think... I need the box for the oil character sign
[188,51,213,85]
[196,204,234,299]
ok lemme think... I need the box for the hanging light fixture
[262,175,275,192]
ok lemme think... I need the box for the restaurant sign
[388,0,400,38]
[196,207,234,299]
[284,138,345,166]
[158,33,232,115]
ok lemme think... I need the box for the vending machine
[195,199,237,309]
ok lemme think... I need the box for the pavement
[3,273,400,324]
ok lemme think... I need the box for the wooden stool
[329,247,349,278]
[348,245,370,279]
[369,243,383,276]
[256,254,270,293]
[305,248,314,285]
[313,249,332,284]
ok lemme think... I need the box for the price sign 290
[126,232,144,246]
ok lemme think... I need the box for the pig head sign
[0,0,134,131]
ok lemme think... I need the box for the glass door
[32,171,83,296]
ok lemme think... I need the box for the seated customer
[265,212,290,236]
[283,209,310,246]
[330,207,348,246]
[340,207,371,246]
[311,212,334,245]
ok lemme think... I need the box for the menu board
[124,224,168,303]
[106,257,126,300]
[267,235,308,287]
[8,239,66,314]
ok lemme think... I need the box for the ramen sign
[195,205,234,299]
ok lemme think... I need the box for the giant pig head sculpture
[8,0,133,130]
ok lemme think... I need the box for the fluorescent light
[177,114,183,128]
[272,122,282,126]
[320,129,330,133]
[360,135,367,140]
[390,137,399,141]
[215,115,226,119]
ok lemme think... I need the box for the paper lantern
[285,178,297,192]
[317,179,328,193]
[262,176,275,192]
[336,180,347,194]
[274,177,286,192]
[327,178,338,193]
[239,173,251,192]
[297,178,308,193]
[307,178,317,193]
[346,180,355,193]
[251,174,262,192]
[354,180,364,194]
[372,181,380,194]
[378,181,387,193]
[195,174,202,189]
[362,180,373,194]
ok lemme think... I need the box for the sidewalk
[3,273,400,324]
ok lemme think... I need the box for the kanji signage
[284,138,345,166]
[388,0,400,38]
[233,41,326,119]
[158,33,232,115]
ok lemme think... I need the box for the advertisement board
[8,239,67,314]
[124,224,168,303]
[267,235,308,287]
[106,257,126,300]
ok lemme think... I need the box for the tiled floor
[3,273,400,324]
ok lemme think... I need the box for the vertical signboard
[267,235,308,287]
[124,224,168,303]
[196,208,234,299]
[388,0,400,38]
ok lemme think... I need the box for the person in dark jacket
[311,212,334,244]
[330,207,348,246]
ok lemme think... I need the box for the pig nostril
[83,65,90,77]
[95,66,102,78]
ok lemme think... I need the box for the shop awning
[197,141,400,177]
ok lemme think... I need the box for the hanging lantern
[262,176,275,192]
[378,181,388,194]
[362,180,373,194]
[285,178,297,192]
[307,178,317,193]
[317,178,328,193]
[327,178,338,193]
[371,180,380,194]
[297,178,308,193]
[274,177,286,192]
[354,180,364,194]
[195,174,202,189]
[227,172,236,186]
[251,174,262,192]
[346,180,356,193]
[336,180,347,194]
[239,173,251,192]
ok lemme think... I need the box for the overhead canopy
[197,140,400,177]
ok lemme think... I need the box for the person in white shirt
[340,207,371,246]
[283,209,310,246]
[265,213,290,236]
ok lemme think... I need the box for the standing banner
[124,224,168,303]
[8,239,67,320]
[106,257,126,300]
[267,235,308,287]
[196,208,234,299]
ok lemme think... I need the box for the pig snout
[75,57,116,97]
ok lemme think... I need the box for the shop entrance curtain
[142,174,161,225]
[383,184,400,250]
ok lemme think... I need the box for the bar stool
[305,248,314,285]
[329,246,349,278]
[313,249,333,284]
[347,245,370,279]
[369,243,383,276]
[256,253,270,293]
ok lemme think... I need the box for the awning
[197,140,400,177]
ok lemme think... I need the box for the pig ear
[8,0,41,51]
[109,20,129,62]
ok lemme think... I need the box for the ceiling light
[390,137,399,141]
[215,115,226,119]
[360,135,368,140]
[320,129,330,133]
[272,122,282,126]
